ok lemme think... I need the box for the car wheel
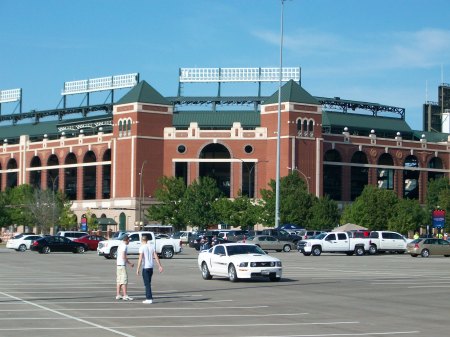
[42,246,51,254]
[355,246,365,256]
[228,264,238,282]
[444,255,450,257]
[283,244,291,252]
[76,246,86,254]
[161,247,174,259]
[18,244,27,252]
[104,256,111,259]
[410,254,418,257]
[201,262,212,280]
[303,252,311,256]
[421,249,430,258]
[110,247,118,259]
[369,245,378,255]
[312,246,322,256]
[397,250,405,254]
[270,275,281,282]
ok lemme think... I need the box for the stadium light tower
[275,0,286,228]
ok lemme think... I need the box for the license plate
[261,270,270,275]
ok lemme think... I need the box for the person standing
[136,235,163,304]
[116,235,134,301]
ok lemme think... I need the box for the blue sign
[432,209,446,228]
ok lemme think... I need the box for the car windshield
[11,234,24,239]
[226,244,266,256]
[314,233,327,240]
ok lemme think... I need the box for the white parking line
[0,292,136,337]
[238,332,420,337]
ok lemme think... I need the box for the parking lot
[0,246,449,337]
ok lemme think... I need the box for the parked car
[31,236,87,254]
[6,234,43,252]
[407,238,450,257]
[198,243,282,282]
[261,228,302,245]
[368,231,407,254]
[73,234,106,250]
[56,231,88,241]
[296,230,326,240]
[241,235,293,252]
[193,236,232,251]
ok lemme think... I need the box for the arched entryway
[102,149,111,199]
[119,212,126,231]
[377,153,394,189]
[350,151,368,200]
[7,158,18,188]
[403,155,419,199]
[47,154,59,191]
[323,149,342,200]
[199,143,231,197]
[428,157,444,181]
[83,151,97,200]
[64,153,77,200]
[30,156,42,189]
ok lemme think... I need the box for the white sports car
[197,243,282,282]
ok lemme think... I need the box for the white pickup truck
[368,231,407,254]
[297,232,369,256]
[97,231,182,259]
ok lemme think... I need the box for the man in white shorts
[116,235,134,300]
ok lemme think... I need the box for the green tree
[26,188,55,234]
[0,191,10,228]
[213,194,262,230]
[145,176,187,230]
[341,185,399,230]
[180,176,222,230]
[308,195,340,230]
[5,185,35,230]
[387,198,427,234]
[59,199,77,229]
[426,177,449,212]
[259,172,313,227]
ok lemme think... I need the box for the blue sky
[1,0,449,130]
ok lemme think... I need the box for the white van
[56,231,88,241]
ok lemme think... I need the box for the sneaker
[115,295,122,300]
[142,299,153,304]
[122,295,134,301]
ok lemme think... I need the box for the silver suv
[56,231,88,241]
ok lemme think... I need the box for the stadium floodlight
[62,73,139,95]
[0,88,21,103]
[179,67,300,83]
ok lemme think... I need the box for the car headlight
[276,261,282,267]
[239,262,248,267]
[306,242,311,247]
[250,262,257,267]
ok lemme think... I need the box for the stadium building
[0,68,448,231]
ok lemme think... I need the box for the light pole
[275,0,286,228]
[288,167,310,193]
[138,160,147,230]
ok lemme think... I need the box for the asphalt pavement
[0,245,449,337]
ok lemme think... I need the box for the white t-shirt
[139,243,155,269]
[117,242,127,266]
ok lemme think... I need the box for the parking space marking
[238,332,420,337]
[0,292,136,337]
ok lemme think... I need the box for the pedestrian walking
[136,235,163,304]
[116,235,134,301]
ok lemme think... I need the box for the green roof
[173,110,260,128]
[322,111,412,133]
[116,80,171,106]
[413,130,449,142]
[264,80,319,105]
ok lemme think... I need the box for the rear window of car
[411,239,423,244]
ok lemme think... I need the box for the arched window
[296,119,302,136]
[83,151,97,200]
[377,153,394,189]
[323,149,342,200]
[428,157,444,181]
[102,149,111,199]
[199,143,231,197]
[350,151,368,200]
[47,154,59,191]
[303,120,308,137]
[6,159,18,188]
[64,153,78,200]
[118,120,123,137]
[127,119,132,136]
[404,155,419,199]
[308,120,314,137]
[30,156,42,189]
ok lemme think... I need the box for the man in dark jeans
[136,235,163,304]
